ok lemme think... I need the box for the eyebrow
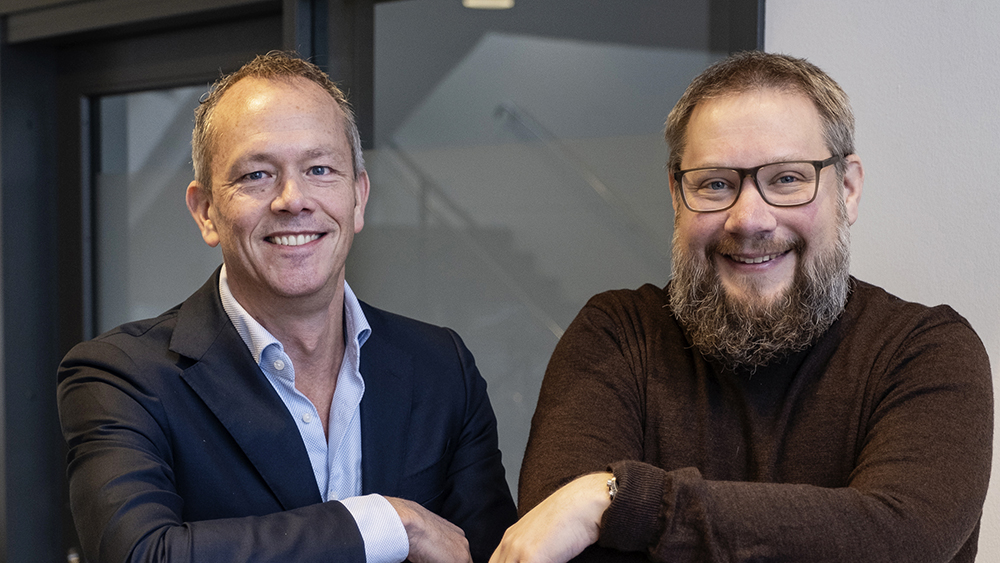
[687,155,817,169]
[301,147,337,159]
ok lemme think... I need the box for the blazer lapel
[170,271,322,510]
[359,306,413,497]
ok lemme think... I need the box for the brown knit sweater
[519,278,992,562]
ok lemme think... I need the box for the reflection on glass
[95,87,221,334]
[360,0,726,493]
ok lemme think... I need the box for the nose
[724,174,777,236]
[271,176,311,215]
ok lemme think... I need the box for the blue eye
[244,171,266,181]
[309,166,331,175]
[774,174,801,184]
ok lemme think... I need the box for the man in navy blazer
[57,52,516,563]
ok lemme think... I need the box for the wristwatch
[607,475,618,501]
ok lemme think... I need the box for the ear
[841,154,864,225]
[186,180,220,247]
[352,170,371,234]
[668,172,683,216]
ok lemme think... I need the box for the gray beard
[668,205,852,371]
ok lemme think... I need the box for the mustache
[706,235,806,259]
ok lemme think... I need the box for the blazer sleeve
[436,328,518,563]
[58,335,367,563]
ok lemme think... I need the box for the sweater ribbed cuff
[598,460,665,552]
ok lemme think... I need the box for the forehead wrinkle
[233,145,339,165]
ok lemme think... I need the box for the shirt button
[302,412,313,423]
[273,359,285,371]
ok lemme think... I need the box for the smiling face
[670,88,862,308]
[186,76,369,313]
[667,88,864,368]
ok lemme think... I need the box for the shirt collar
[218,264,371,365]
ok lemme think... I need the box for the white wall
[766,1,1000,559]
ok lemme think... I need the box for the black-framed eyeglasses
[672,155,844,213]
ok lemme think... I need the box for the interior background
[1,0,998,559]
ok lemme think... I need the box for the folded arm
[502,294,992,563]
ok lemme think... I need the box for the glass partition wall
[356,0,744,492]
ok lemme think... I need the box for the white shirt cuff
[340,494,409,563]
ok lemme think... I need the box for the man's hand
[386,497,471,563]
[489,472,612,563]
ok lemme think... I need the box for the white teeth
[271,234,320,246]
[733,253,779,264]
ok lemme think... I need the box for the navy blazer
[58,270,516,563]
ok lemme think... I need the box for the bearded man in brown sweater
[490,51,992,563]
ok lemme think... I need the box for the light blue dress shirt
[219,266,409,562]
